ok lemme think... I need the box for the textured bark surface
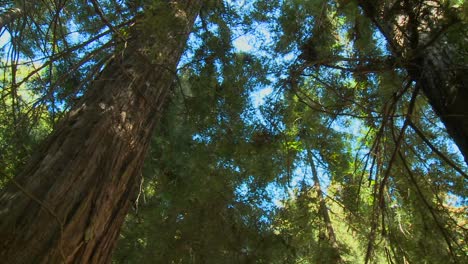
[0,1,201,263]
[410,46,468,165]
[359,1,468,165]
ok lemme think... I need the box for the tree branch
[0,8,22,30]
[408,120,468,180]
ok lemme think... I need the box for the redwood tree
[0,1,202,263]
[357,0,468,164]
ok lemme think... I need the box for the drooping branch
[408,120,468,179]
[88,0,127,41]
[356,0,468,165]
[398,151,460,262]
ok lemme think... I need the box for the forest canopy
[0,0,467,263]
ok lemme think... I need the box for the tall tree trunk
[358,0,468,165]
[408,40,468,165]
[0,1,202,263]
[306,150,344,264]
[357,1,466,262]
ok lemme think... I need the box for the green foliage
[0,0,466,263]
[0,62,53,184]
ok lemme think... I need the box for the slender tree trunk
[0,1,202,263]
[358,1,468,165]
[306,150,343,264]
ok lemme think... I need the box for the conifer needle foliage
[0,0,466,263]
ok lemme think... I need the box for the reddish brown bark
[0,1,202,263]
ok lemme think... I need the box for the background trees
[0,0,466,263]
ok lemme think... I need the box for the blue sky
[2,1,464,209]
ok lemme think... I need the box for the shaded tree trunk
[0,1,202,263]
[306,150,344,264]
[358,0,468,165]
[409,41,468,165]
[357,1,466,262]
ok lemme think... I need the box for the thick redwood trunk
[0,1,201,263]
[409,46,468,165]
[358,1,468,165]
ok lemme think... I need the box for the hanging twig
[408,120,468,180]
[378,86,420,210]
[398,151,460,262]
[89,0,127,42]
